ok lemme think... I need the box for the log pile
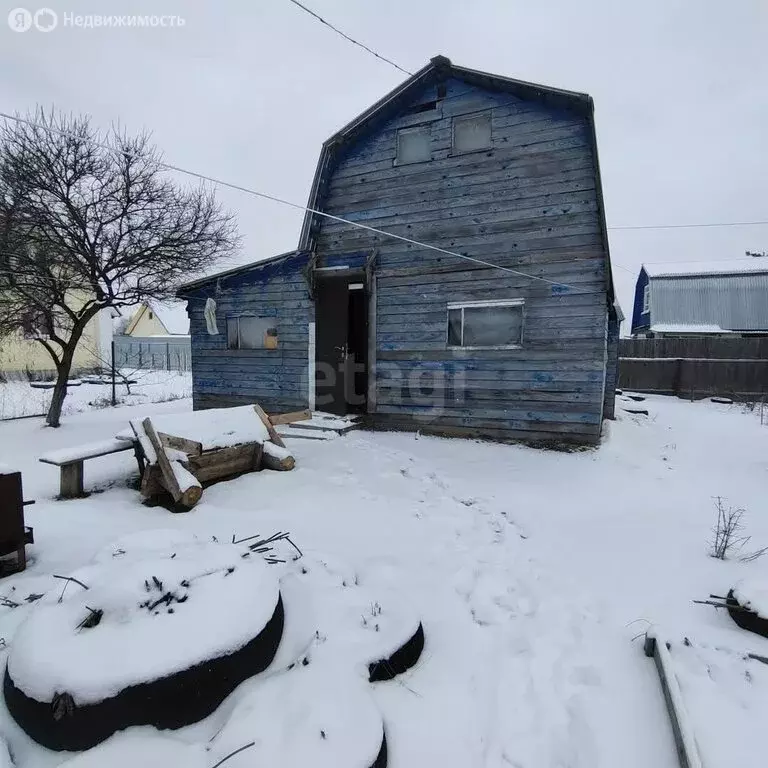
[134,406,307,511]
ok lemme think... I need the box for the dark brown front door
[315,276,368,416]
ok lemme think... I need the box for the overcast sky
[1,0,766,330]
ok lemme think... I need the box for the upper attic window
[453,111,492,153]
[396,125,431,165]
[642,284,650,314]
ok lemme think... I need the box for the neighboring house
[122,302,190,337]
[631,259,768,337]
[179,55,618,445]
[0,295,113,376]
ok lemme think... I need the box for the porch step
[277,411,361,440]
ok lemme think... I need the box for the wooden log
[252,404,287,449]
[140,463,165,499]
[141,418,187,507]
[268,409,311,426]
[261,441,296,472]
[170,462,203,509]
[157,433,203,457]
[187,443,263,483]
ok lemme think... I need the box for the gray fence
[619,337,768,399]
[113,335,191,371]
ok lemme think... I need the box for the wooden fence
[619,337,768,400]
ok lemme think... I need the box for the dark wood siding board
[370,417,600,446]
[330,135,592,182]
[376,256,608,281]
[327,151,597,196]
[325,187,599,228]
[195,394,308,412]
[318,219,602,251]
[335,121,590,171]
[337,110,582,162]
[375,360,606,375]
[378,346,605,361]
[329,173,598,216]
[320,195,598,233]
[378,388,604,404]
[373,285,606,309]
[318,229,601,263]
[377,304,607,326]
[372,412,601,436]
[365,231,604,260]
[376,260,605,287]
[329,139,593,185]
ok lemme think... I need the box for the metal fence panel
[113,336,191,372]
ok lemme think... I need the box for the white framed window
[226,316,277,350]
[642,284,650,314]
[447,299,524,348]
[396,125,431,164]
[452,111,492,153]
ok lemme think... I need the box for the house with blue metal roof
[179,56,619,445]
[631,258,768,337]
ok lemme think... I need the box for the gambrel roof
[299,55,596,249]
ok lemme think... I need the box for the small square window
[453,112,492,153]
[642,284,650,314]
[447,301,524,348]
[226,316,276,350]
[396,126,431,164]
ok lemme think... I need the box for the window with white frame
[642,284,650,314]
[396,125,431,164]
[226,316,276,350]
[453,111,492,153]
[447,300,524,348]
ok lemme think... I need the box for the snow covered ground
[0,393,766,767]
[0,371,192,421]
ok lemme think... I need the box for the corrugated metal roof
[650,272,768,331]
[644,258,768,277]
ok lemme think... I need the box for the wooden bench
[39,439,138,499]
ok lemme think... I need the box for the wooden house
[632,259,768,338]
[179,56,619,444]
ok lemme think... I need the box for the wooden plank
[643,635,704,768]
[39,438,134,466]
[141,417,183,505]
[157,432,203,457]
[268,409,311,426]
[252,404,288,449]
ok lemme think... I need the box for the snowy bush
[709,497,749,560]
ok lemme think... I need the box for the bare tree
[0,108,238,426]
[709,497,749,560]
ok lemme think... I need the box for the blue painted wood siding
[185,253,313,413]
[631,268,650,334]
[314,77,609,443]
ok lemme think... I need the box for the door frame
[312,268,374,416]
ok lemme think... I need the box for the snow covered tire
[4,594,284,751]
[726,589,768,638]
[368,622,424,682]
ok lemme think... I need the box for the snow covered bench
[39,439,139,499]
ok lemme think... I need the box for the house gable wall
[311,77,608,443]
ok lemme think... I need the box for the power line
[0,111,574,290]
[3,110,761,292]
[285,0,413,76]
[609,220,768,231]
